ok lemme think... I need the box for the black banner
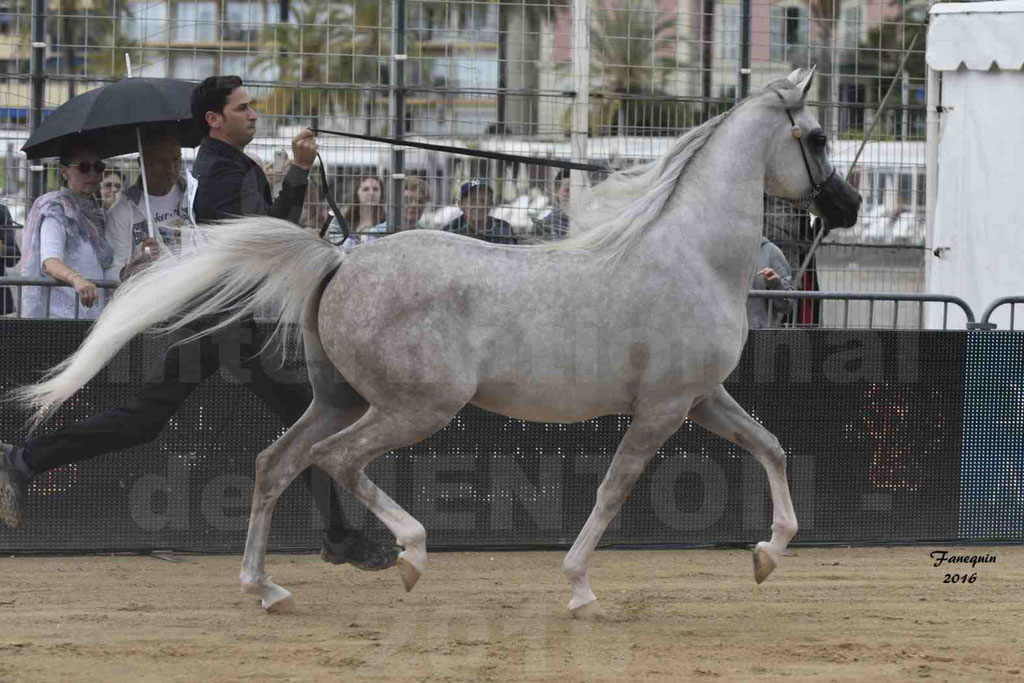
[0,321,985,552]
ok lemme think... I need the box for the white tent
[925,0,1024,329]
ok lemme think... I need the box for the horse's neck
[645,108,770,291]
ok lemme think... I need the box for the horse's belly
[470,380,633,423]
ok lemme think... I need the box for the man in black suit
[0,76,396,572]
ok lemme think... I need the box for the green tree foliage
[585,1,684,135]
[254,0,389,118]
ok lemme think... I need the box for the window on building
[841,6,862,49]
[219,51,277,81]
[134,53,169,78]
[769,5,808,62]
[434,56,498,89]
[716,3,740,62]
[224,1,280,43]
[898,173,913,209]
[848,169,862,198]
[839,81,865,133]
[874,171,893,209]
[455,2,498,41]
[173,2,218,44]
[122,2,169,44]
[170,53,215,79]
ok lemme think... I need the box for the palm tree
[255,0,389,127]
[588,1,677,135]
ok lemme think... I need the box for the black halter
[776,90,836,209]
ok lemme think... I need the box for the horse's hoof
[397,553,421,592]
[263,593,295,614]
[569,599,603,620]
[752,542,779,584]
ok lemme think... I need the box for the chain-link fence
[0,0,931,316]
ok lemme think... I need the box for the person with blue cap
[441,180,517,244]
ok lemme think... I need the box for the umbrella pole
[123,57,156,240]
[135,126,157,240]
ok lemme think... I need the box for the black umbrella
[21,77,201,160]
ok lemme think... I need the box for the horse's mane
[546,78,798,262]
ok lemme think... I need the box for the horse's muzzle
[812,174,862,229]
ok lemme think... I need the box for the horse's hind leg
[563,398,692,616]
[688,384,798,583]
[311,406,455,593]
[239,397,361,612]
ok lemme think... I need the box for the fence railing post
[570,0,590,198]
[29,0,46,201]
[389,0,407,232]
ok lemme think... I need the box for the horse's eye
[812,135,828,149]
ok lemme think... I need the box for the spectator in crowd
[401,176,432,230]
[16,137,115,319]
[344,176,387,235]
[325,175,388,248]
[763,194,821,325]
[0,202,19,315]
[264,149,291,197]
[99,169,123,211]
[299,167,329,235]
[0,76,395,572]
[105,133,194,281]
[442,180,517,245]
[747,236,795,329]
[536,169,570,239]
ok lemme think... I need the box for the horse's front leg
[687,384,797,583]
[563,398,692,617]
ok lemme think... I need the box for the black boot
[0,443,29,529]
[320,529,398,571]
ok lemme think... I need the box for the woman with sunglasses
[17,137,116,319]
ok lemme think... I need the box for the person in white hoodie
[105,133,198,281]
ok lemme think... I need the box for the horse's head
[763,67,861,228]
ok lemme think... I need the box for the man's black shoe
[320,530,398,571]
[0,443,29,529]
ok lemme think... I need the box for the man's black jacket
[191,137,308,224]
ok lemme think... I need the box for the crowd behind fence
[0,0,931,292]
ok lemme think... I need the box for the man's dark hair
[57,135,96,165]
[191,75,244,136]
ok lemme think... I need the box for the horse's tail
[13,216,344,428]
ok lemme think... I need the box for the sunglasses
[67,160,107,175]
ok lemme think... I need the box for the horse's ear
[793,65,816,100]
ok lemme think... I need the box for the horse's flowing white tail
[12,216,344,428]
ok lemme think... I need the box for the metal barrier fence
[0,275,119,318]
[0,0,929,292]
[9,320,1021,554]
[749,289,976,330]
[1,276,988,329]
[980,297,1024,332]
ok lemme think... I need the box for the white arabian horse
[16,68,860,615]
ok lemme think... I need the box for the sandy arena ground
[0,546,1021,682]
